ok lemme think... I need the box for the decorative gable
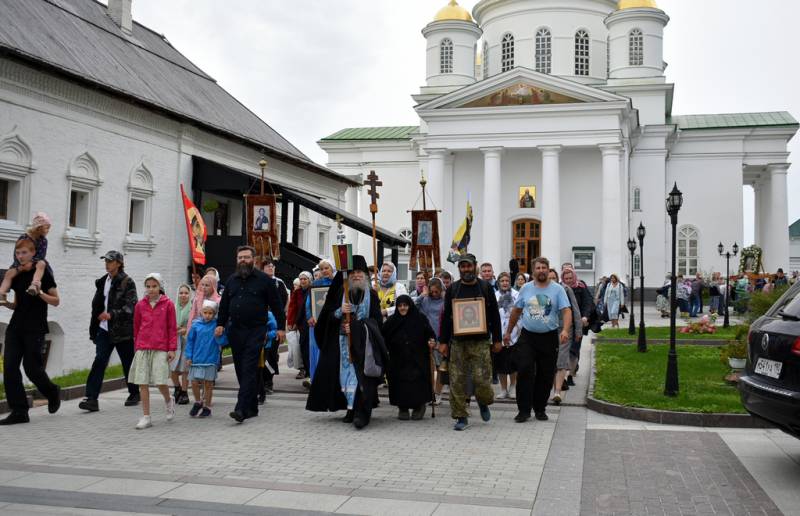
[459,83,584,108]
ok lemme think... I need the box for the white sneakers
[508,384,516,399]
[135,415,152,430]
[166,398,175,421]
[497,389,509,400]
[135,398,175,430]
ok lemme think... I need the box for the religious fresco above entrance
[460,83,583,108]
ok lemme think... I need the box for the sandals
[26,281,41,297]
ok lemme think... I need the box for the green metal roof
[791,218,800,239]
[668,112,798,130]
[320,126,418,141]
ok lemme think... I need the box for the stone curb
[586,343,773,429]
[595,338,729,346]
[0,354,236,415]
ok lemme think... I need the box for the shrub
[747,285,789,322]
[720,339,747,365]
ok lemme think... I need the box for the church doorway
[512,219,541,275]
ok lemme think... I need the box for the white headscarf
[144,272,166,294]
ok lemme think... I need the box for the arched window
[629,29,643,66]
[678,225,699,276]
[575,30,590,76]
[501,33,515,72]
[482,40,489,78]
[398,228,412,253]
[535,28,551,74]
[440,38,453,74]
[633,187,641,211]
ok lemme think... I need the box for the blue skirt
[189,365,217,382]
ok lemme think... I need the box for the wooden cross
[365,170,382,214]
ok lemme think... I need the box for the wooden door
[512,219,541,274]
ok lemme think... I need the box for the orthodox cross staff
[333,244,355,363]
[365,170,382,284]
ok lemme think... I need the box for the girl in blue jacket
[185,300,227,418]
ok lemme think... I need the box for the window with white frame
[535,28,551,74]
[501,33,515,72]
[318,230,329,256]
[482,40,489,78]
[633,254,641,278]
[606,35,610,76]
[677,225,699,276]
[440,38,453,74]
[64,152,102,250]
[633,187,641,211]
[575,30,590,76]
[0,132,34,241]
[124,161,156,254]
[629,29,644,66]
[398,227,412,253]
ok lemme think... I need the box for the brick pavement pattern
[581,430,783,516]
[0,390,555,507]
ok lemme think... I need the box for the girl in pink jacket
[130,272,177,430]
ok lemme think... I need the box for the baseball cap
[456,253,477,266]
[100,250,124,263]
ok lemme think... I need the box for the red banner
[180,184,207,265]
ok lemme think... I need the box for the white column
[345,185,360,250]
[481,147,504,270]
[425,149,447,266]
[753,181,762,247]
[540,145,562,265]
[765,163,791,271]
[600,144,623,276]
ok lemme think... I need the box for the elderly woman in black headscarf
[383,294,436,420]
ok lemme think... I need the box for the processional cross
[365,170,382,284]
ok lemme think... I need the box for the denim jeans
[689,295,701,317]
[84,329,137,400]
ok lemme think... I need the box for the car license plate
[754,358,783,379]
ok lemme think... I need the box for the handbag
[286,330,302,370]
[363,323,383,378]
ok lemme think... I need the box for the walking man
[80,250,139,411]
[216,246,285,423]
[439,253,502,431]
[0,238,61,425]
[504,257,571,423]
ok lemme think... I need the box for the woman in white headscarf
[377,261,407,320]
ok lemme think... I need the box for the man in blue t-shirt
[503,256,571,423]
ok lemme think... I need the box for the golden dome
[618,0,658,9]
[434,0,473,22]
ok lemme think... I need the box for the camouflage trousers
[449,338,495,419]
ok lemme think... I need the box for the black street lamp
[637,222,647,352]
[665,183,683,397]
[627,238,637,335]
[718,241,739,328]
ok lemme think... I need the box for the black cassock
[306,272,385,421]
[383,296,435,410]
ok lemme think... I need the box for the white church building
[321,0,798,288]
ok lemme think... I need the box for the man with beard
[306,255,387,430]
[503,257,571,423]
[439,253,502,431]
[216,246,285,423]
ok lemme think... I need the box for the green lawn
[1,364,124,401]
[597,326,740,341]
[593,343,746,414]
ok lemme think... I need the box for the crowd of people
[4,211,795,429]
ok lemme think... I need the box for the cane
[429,345,436,418]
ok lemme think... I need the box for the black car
[739,281,800,437]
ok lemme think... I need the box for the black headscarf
[382,295,418,336]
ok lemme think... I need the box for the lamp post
[627,238,637,335]
[637,222,647,352]
[665,183,683,397]
[718,241,739,328]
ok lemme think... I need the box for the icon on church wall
[417,220,433,246]
[519,186,536,208]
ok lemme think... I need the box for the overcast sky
[130,0,800,245]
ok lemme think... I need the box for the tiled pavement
[1,330,798,515]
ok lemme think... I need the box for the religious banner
[180,184,207,265]
[245,194,278,261]
[332,243,354,272]
[409,210,440,271]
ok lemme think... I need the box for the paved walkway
[0,328,797,515]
